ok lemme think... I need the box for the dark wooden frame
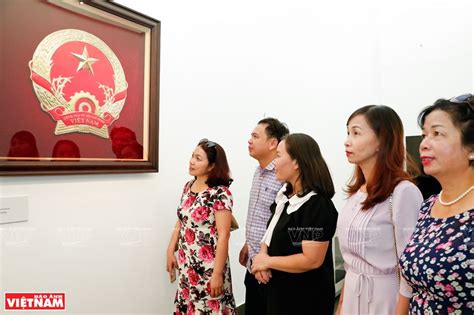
[0,0,160,176]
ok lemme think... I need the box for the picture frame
[0,0,160,176]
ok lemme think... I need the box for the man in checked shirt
[239,117,289,315]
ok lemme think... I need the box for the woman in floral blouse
[399,94,474,314]
[166,138,236,314]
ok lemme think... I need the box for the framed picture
[0,0,160,175]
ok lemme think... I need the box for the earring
[470,154,474,160]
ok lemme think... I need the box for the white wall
[1,0,472,314]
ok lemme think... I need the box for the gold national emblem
[29,29,128,138]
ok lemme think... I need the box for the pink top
[337,180,423,314]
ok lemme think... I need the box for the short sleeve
[392,181,424,297]
[295,195,338,242]
[182,180,192,193]
[178,180,193,205]
[211,185,233,212]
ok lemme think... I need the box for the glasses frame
[449,93,474,111]
[198,138,216,148]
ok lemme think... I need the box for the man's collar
[258,160,276,172]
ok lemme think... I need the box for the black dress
[266,194,338,315]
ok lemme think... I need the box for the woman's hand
[239,243,249,267]
[334,284,344,315]
[166,220,180,274]
[166,250,177,273]
[255,269,272,284]
[210,272,224,297]
[251,252,271,273]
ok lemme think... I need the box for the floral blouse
[174,180,236,315]
[400,195,473,314]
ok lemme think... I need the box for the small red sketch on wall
[29,29,128,138]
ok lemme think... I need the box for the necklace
[438,186,474,206]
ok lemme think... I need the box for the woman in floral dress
[166,138,236,314]
[399,94,474,314]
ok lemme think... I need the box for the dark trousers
[244,270,267,315]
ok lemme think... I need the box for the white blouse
[261,184,316,246]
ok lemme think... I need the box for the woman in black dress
[251,133,338,315]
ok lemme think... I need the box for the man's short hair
[258,117,289,142]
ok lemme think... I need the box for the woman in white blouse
[335,105,423,315]
[251,133,338,315]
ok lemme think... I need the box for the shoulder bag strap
[389,194,400,287]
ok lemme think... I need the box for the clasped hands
[251,252,272,284]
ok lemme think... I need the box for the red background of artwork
[0,0,145,160]
[50,41,116,107]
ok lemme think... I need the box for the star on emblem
[71,46,99,75]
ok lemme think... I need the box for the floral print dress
[174,180,236,315]
[399,195,473,314]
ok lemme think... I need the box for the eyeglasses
[198,138,216,148]
[449,93,474,111]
